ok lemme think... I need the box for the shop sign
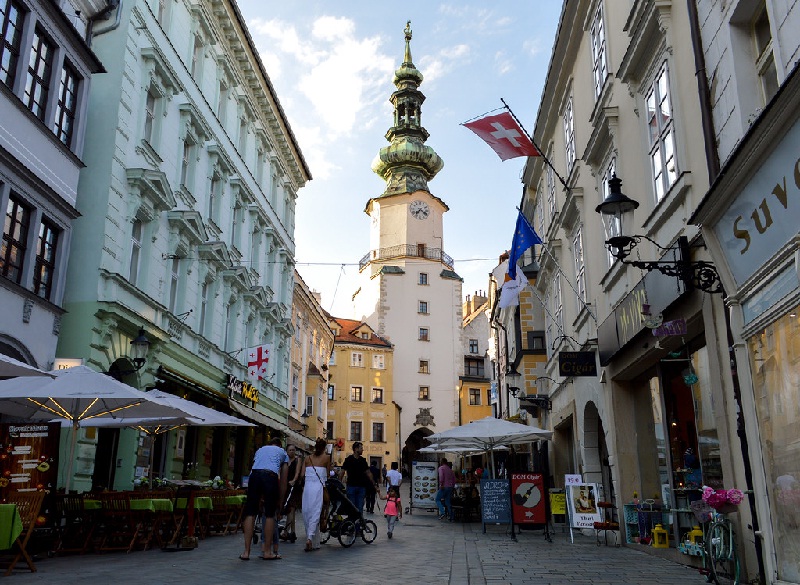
[53,358,84,370]
[511,473,546,524]
[558,351,597,377]
[226,374,259,406]
[714,121,800,286]
[651,318,687,337]
[566,483,602,529]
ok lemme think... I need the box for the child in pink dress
[380,486,402,539]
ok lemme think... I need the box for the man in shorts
[240,437,288,560]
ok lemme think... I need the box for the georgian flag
[247,343,273,381]
[462,111,541,161]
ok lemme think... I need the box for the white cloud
[523,39,545,58]
[494,50,514,76]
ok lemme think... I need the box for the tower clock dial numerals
[409,200,430,220]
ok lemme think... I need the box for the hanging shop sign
[651,318,688,337]
[558,351,598,377]
[226,374,259,406]
[511,473,546,524]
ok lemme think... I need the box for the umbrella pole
[64,421,78,493]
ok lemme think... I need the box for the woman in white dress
[302,438,332,551]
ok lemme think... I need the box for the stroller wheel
[360,519,378,544]
[337,520,357,548]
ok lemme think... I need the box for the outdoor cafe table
[224,494,246,506]
[0,504,23,550]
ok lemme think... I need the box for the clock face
[409,200,430,220]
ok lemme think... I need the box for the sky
[237,1,563,317]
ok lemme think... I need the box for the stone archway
[583,401,613,502]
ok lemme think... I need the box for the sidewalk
[9,512,703,584]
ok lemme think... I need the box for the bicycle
[702,510,740,585]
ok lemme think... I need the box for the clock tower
[354,22,463,470]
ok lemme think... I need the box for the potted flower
[702,486,744,514]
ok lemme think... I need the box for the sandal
[304,540,313,552]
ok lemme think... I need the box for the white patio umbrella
[428,416,552,477]
[0,353,53,378]
[0,365,192,490]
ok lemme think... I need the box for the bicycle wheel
[360,519,378,543]
[707,521,740,585]
[319,513,331,544]
[337,519,357,547]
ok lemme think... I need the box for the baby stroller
[320,477,377,547]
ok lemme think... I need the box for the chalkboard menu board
[480,479,511,525]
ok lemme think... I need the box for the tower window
[419,272,428,285]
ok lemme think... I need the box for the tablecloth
[0,503,23,550]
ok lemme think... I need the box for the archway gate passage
[583,401,614,503]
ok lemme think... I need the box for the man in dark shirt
[366,461,381,513]
[339,442,373,516]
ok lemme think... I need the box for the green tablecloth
[83,499,101,511]
[0,504,23,550]
[175,496,213,510]
[224,495,246,506]
[130,498,174,513]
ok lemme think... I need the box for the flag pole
[501,98,570,193]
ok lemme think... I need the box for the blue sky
[237,1,562,317]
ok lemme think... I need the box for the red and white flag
[247,343,273,381]
[462,111,541,161]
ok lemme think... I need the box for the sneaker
[438,514,446,520]
[388,532,392,539]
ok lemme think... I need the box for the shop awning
[228,400,314,448]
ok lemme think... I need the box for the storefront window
[747,305,800,581]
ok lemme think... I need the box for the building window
[372,387,384,404]
[129,220,143,285]
[469,388,481,406]
[418,386,429,400]
[33,218,58,300]
[572,225,586,308]
[168,256,180,312]
[646,62,677,201]
[143,89,157,143]
[590,2,608,99]
[372,354,384,369]
[53,62,79,147]
[198,281,208,334]
[1,194,30,284]
[328,351,336,366]
[350,386,363,402]
[418,300,428,314]
[1,0,24,89]
[464,357,485,378]
[327,384,335,400]
[305,395,313,417]
[238,117,248,152]
[418,272,428,285]
[291,372,299,409]
[217,80,228,122]
[350,352,363,367]
[190,34,203,80]
[469,339,479,354]
[372,422,384,443]
[24,27,54,121]
[419,360,429,374]
[753,6,778,104]
[360,332,369,339]
[547,163,556,221]
[418,327,429,341]
[208,175,221,222]
[350,421,362,441]
[326,421,334,438]
[563,95,575,174]
[180,139,194,188]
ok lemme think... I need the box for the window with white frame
[572,225,586,309]
[547,162,556,222]
[208,174,221,223]
[646,62,677,201]
[291,371,299,409]
[553,275,563,343]
[351,352,363,367]
[329,351,336,366]
[418,386,429,400]
[350,386,363,402]
[350,421,362,441]
[419,327,429,341]
[590,2,608,99]
[372,353,384,369]
[372,387,384,404]
[469,339,479,354]
[305,395,313,416]
[752,6,778,105]
[372,422,384,442]
[537,193,545,241]
[563,95,576,173]
[469,388,481,406]
[190,34,203,81]
[223,302,235,350]
[168,256,180,312]
[179,138,195,190]
[327,384,335,400]
[129,220,143,285]
[418,300,428,314]
[418,272,428,285]
[217,79,228,122]
[198,281,209,334]
[419,360,429,374]
[602,159,617,267]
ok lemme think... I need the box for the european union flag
[507,211,542,279]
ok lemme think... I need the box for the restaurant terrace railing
[359,245,454,271]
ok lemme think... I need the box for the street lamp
[506,366,522,398]
[519,377,554,413]
[595,174,724,294]
[108,327,151,379]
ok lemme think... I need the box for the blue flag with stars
[507,211,542,279]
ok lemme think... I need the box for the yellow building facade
[326,317,399,469]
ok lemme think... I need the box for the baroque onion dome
[371,21,444,196]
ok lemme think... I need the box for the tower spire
[371,22,443,196]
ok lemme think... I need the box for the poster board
[480,478,511,532]
[411,461,437,510]
[566,483,602,528]
[511,473,545,524]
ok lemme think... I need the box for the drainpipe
[687,0,721,183]
[88,0,123,46]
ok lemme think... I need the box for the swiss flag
[247,343,272,381]
[462,111,541,161]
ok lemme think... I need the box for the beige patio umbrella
[0,354,53,378]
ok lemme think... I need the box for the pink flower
[727,489,744,505]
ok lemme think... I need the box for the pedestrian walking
[386,461,402,488]
[379,485,402,539]
[280,444,302,542]
[302,438,332,552]
[436,458,456,521]
[339,441,373,516]
[366,460,381,513]
[240,437,288,560]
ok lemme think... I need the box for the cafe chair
[3,491,46,575]
[96,492,141,553]
[593,501,620,547]
[51,494,95,555]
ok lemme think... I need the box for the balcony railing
[359,244,454,271]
